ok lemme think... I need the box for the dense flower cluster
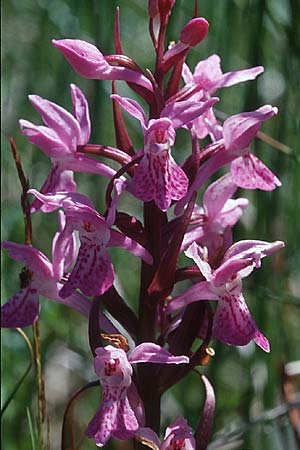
[2,1,284,448]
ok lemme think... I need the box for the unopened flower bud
[180,17,209,47]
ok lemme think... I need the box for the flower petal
[167,281,218,313]
[1,288,40,328]
[70,84,91,144]
[213,291,267,349]
[30,165,76,213]
[28,94,81,151]
[129,343,189,365]
[109,229,153,265]
[19,119,68,158]
[2,242,53,279]
[110,94,147,129]
[231,153,281,191]
[59,244,114,298]
[203,173,237,220]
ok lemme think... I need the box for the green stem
[32,321,46,450]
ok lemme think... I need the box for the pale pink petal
[223,240,285,265]
[193,54,223,91]
[70,84,91,144]
[161,97,218,129]
[61,154,116,178]
[52,221,75,279]
[109,229,153,265]
[231,153,281,191]
[19,119,68,158]
[52,39,111,78]
[28,94,81,151]
[59,244,114,298]
[182,63,194,84]
[133,150,188,211]
[218,198,249,228]
[1,288,40,328]
[217,66,264,89]
[129,343,189,365]
[2,242,53,279]
[28,189,94,212]
[254,330,270,353]
[223,105,278,151]
[106,178,128,228]
[110,94,147,129]
[168,156,189,200]
[203,173,237,220]
[167,281,218,313]
[213,291,268,350]
[52,39,153,91]
[30,166,76,213]
[213,258,254,286]
[86,388,139,446]
[185,242,213,281]
[162,417,196,450]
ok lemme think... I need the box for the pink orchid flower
[182,54,264,140]
[1,212,115,333]
[136,416,195,450]
[182,173,249,254]
[27,189,153,298]
[86,344,189,447]
[168,240,284,351]
[175,105,279,215]
[52,39,153,92]
[111,94,218,211]
[19,84,115,212]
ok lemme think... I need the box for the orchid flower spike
[111,94,218,211]
[168,240,284,351]
[19,84,115,212]
[86,344,189,447]
[52,39,153,92]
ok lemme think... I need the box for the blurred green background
[1,0,300,449]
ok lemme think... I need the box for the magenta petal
[61,154,116,178]
[52,39,111,78]
[59,244,114,298]
[129,343,189,365]
[223,105,278,151]
[217,66,264,89]
[213,258,254,286]
[167,281,218,313]
[19,120,68,158]
[203,173,237,220]
[28,94,81,150]
[223,239,285,264]
[70,84,91,144]
[254,330,270,353]
[161,97,219,129]
[231,153,281,191]
[109,229,153,265]
[213,291,262,347]
[52,222,75,279]
[30,166,76,213]
[193,54,223,91]
[86,388,139,447]
[110,94,147,129]
[135,428,161,450]
[1,288,40,328]
[2,242,53,279]
[133,151,188,211]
